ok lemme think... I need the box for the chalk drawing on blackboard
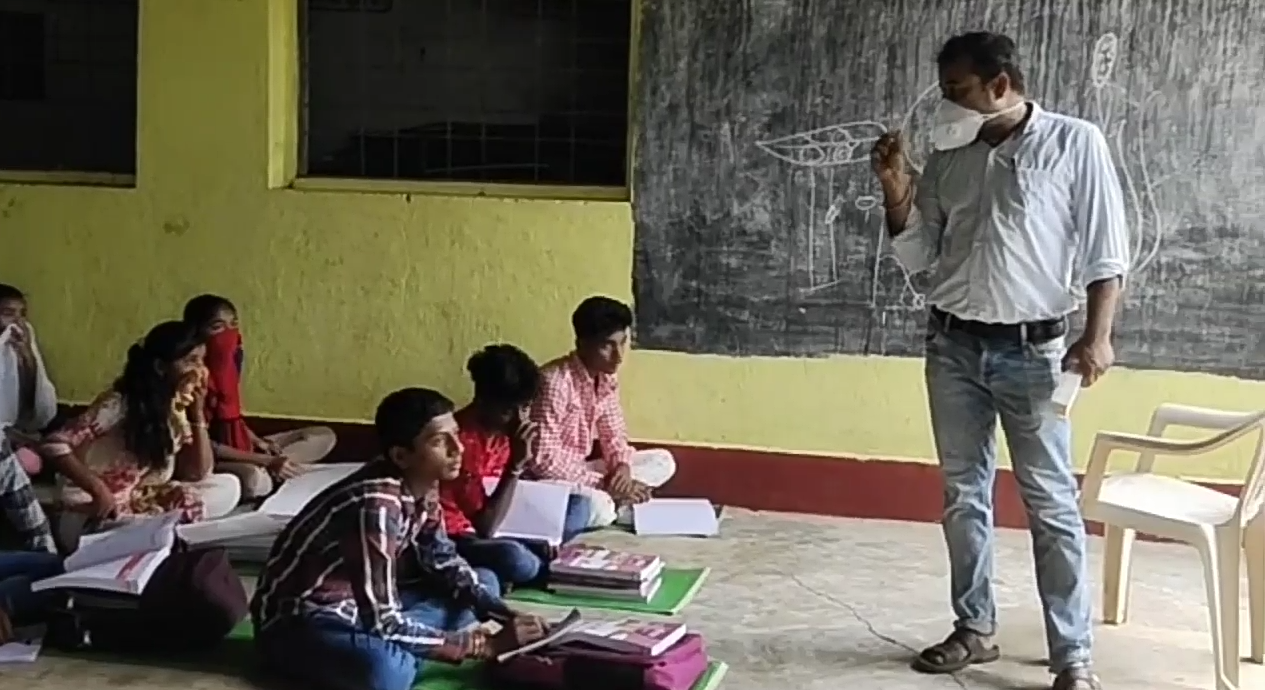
[1091,32,1119,88]
[1085,31,1167,276]
[756,123,886,293]
[756,107,933,310]
[755,122,887,167]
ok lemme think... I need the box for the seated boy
[251,387,546,690]
[0,284,59,476]
[441,345,592,589]
[528,296,677,529]
[0,450,63,643]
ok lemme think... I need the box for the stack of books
[549,544,664,603]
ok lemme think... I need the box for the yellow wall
[2,0,1264,482]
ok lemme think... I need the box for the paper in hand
[1051,371,1083,417]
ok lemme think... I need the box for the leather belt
[930,307,1067,344]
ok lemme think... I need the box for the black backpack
[46,543,248,654]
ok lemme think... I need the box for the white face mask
[930,99,1027,151]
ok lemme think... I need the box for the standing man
[870,32,1129,690]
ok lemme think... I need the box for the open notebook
[260,462,363,516]
[177,463,363,548]
[481,477,573,546]
[32,512,181,595]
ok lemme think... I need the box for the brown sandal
[911,628,1001,674]
[1051,666,1101,690]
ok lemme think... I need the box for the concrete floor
[3,508,1262,690]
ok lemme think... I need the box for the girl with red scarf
[183,295,336,500]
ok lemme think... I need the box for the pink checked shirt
[528,353,634,488]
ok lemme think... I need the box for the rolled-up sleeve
[888,160,945,274]
[1075,125,1131,285]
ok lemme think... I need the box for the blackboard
[631,0,1265,379]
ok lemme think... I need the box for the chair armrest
[1136,405,1265,474]
[1149,403,1263,435]
[1080,417,1265,512]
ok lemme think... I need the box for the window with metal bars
[0,0,138,176]
[300,0,633,188]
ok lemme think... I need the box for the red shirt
[438,405,512,537]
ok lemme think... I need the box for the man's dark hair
[571,295,633,342]
[182,293,236,330]
[0,284,25,302]
[937,31,1026,94]
[374,387,455,453]
[467,344,540,408]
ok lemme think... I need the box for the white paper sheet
[259,463,362,517]
[63,511,180,572]
[177,511,289,545]
[0,639,41,664]
[633,498,720,537]
[1051,371,1083,417]
[32,547,168,595]
[483,479,572,546]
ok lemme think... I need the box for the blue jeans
[924,319,1091,672]
[453,536,543,586]
[256,567,500,690]
[0,550,64,624]
[453,494,593,588]
[562,493,593,542]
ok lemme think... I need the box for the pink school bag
[489,632,710,690]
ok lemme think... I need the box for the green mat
[232,564,711,617]
[224,619,728,690]
[507,567,710,616]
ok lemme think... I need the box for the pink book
[563,618,688,657]
[550,545,663,583]
[551,576,663,603]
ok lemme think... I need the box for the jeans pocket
[1027,336,1065,360]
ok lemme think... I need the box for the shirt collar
[566,352,617,395]
[972,101,1043,153]
[1017,101,1044,135]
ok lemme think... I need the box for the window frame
[0,1,140,188]
[290,0,640,202]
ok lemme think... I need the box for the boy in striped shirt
[251,387,547,690]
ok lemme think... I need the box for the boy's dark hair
[937,31,1026,94]
[182,294,236,330]
[467,344,541,408]
[374,387,455,454]
[571,296,633,342]
[0,284,25,302]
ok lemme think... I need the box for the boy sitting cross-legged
[440,344,592,591]
[251,387,548,690]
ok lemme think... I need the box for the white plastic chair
[1080,404,1265,690]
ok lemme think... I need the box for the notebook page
[177,511,288,545]
[64,511,180,572]
[490,479,572,546]
[633,498,720,537]
[260,463,363,516]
